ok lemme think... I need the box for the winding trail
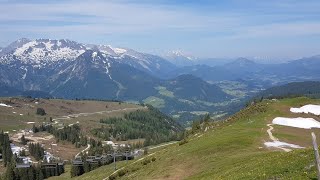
[149,141,178,150]
[75,144,91,158]
[266,124,291,152]
[265,124,303,152]
[266,124,279,141]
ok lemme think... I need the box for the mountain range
[1,38,320,124]
[0,38,234,124]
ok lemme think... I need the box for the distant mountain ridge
[1,38,320,123]
[0,38,176,77]
[0,39,234,123]
[164,50,197,67]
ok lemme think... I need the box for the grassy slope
[62,97,320,180]
[49,162,127,180]
[0,97,143,132]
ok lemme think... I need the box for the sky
[0,0,320,60]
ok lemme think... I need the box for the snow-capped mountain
[0,39,86,65]
[85,44,118,56]
[48,49,160,100]
[0,38,177,78]
[0,38,178,98]
[164,50,197,67]
[87,45,177,77]
[0,38,31,56]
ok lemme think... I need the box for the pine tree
[36,108,46,116]
[84,162,90,173]
[70,166,76,178]
[21,135,27,145]
[5,163,15,180]
[38,169,44,180]
[27,167,35,180]
[20,149,26,156]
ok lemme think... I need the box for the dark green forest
[33,124,88,148]
[28,143,45,161]
[0,131,13,167]
[253,81,320,101]
[91,106,184,146]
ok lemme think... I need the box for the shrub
[142,159,151,165]
[109,174,117,180]
[36,108,46,116]
[143,148,148,155]
[179,138,188,146]
[117,169,127,177]
[151,157,156,162]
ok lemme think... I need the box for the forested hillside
[253,81,320,100]
[92,105,184,146]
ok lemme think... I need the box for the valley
[2,39,320,126]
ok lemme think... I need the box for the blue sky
[0,0,320,60]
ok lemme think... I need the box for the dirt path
[52,107,144,121]
[149,141,178,150]
[266,124,279,141]
[75,144,91,158]
[52,107,144,122]
[265,124,303,152]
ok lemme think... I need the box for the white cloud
[0,0,320,58]
[0,1,237,33]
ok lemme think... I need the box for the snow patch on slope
[290,104,320,116]
[21,67,28,79]
[92,52,98,58]
[0,103,12,107]
[272,117,320,129]
[167,50,196,61]
[264,141,303,150]
[113,48,127,54]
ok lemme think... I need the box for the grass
[155,86,174,98]
[0,97,142,133]
[48,161,128,180]
[142,96,165,108]
[214,80,248,98]
[190,111,209,116]
[66,97,320,180]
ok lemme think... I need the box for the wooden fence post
[311,132,320,180]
